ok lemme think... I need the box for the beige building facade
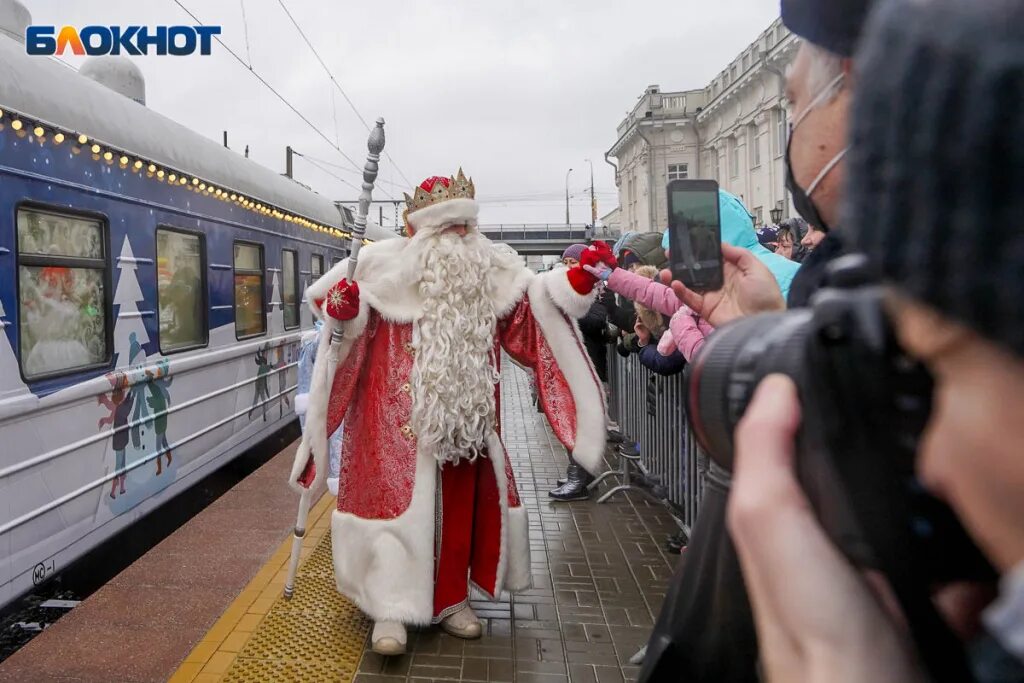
[608,18,799,233]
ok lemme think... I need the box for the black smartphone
[667,179,723,292]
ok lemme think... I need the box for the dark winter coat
[578,289,612,383]
[638,343,686,376]
[787,232,846,308]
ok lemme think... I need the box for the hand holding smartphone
[667,179,723,292]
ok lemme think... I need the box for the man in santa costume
[290,169,612,655]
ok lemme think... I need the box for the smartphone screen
[667,179,723,292]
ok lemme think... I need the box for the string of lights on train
[0,105,372,246]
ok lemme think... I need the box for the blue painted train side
[0,115,350,611]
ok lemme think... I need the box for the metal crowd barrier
[606,349,708,535]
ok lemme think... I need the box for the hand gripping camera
[684,254,995,682]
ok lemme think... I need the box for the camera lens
[684,310,812,471]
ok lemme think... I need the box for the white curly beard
[407,229,506,464]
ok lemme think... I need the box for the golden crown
[403,168,476,215]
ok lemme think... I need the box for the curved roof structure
[0,36,396,241]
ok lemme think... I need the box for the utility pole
[565,168,573,226]
[590,169,596,226]
[223,130,228,148]
[285,146,294,178]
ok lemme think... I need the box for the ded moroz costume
[289,169,613,655]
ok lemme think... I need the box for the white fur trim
[294,393,309,416]
[407,198,479,233]
[306,237,533,324]
[332,443,438,625]
[288,302,370,493]
[330,432,526,623]
[528,272,608,476]
[480,431,529,598]
[327,477,339,496]
[545,269,598,319]
[505,506,531,591]
[487,431,510,598]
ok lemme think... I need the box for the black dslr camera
[685,255,994,680]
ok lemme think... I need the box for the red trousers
[432,457,503,620]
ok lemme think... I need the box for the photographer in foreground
[726,0,1024,680]
[639,2,875,681]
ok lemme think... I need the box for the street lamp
[584,158,596,233]
[565,167,573,227]
[770,206,783,225]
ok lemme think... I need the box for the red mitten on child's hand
[580,241,619,271]
[316,279,360,321]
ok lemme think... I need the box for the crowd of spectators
[543,1,1024,681]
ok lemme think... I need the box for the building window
[730,139,740,178]
[234,242,265,339]
[668,163,689,180]
[311,254,324,281]
[751,126,762,167]
[16,207,110,378]
[282,249,299,330]
[777,108,788,156]
[157,228,206,353]
[754,206,764,226]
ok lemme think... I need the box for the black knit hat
[845,0,1024,357]
[781,0,874,57]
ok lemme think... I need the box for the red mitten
[315,279,360,321]
[580,241,619,271]
[567,266,597,295]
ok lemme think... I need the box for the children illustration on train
[97,370,133,499]
[145,358,174,476]
[248,345,273,421]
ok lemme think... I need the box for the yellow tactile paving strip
[169,493,371,683]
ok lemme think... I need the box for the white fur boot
[371,620,407,656]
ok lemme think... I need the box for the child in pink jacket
[586,251,713,362]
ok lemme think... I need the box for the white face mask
[789,72,850,197]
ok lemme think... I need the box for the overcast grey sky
[29,0,778,227]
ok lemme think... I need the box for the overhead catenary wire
[275,0,415,188]
[297,155,363,193]
[171,0,365,176]
[291,151,407,193]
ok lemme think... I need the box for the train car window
[157,228,207,352]
[311,254,324,281]
[233,242,266,339]
[16,207,110,379]
[282,249,299,330]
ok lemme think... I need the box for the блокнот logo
[26,25,221,56]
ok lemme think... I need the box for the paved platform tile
[171,360,679,683]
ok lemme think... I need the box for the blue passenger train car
[0,32,394,610]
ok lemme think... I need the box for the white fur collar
[307,237,535,323]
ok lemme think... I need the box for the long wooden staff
[284,118,386,599]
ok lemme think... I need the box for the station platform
[0,362,680,683]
